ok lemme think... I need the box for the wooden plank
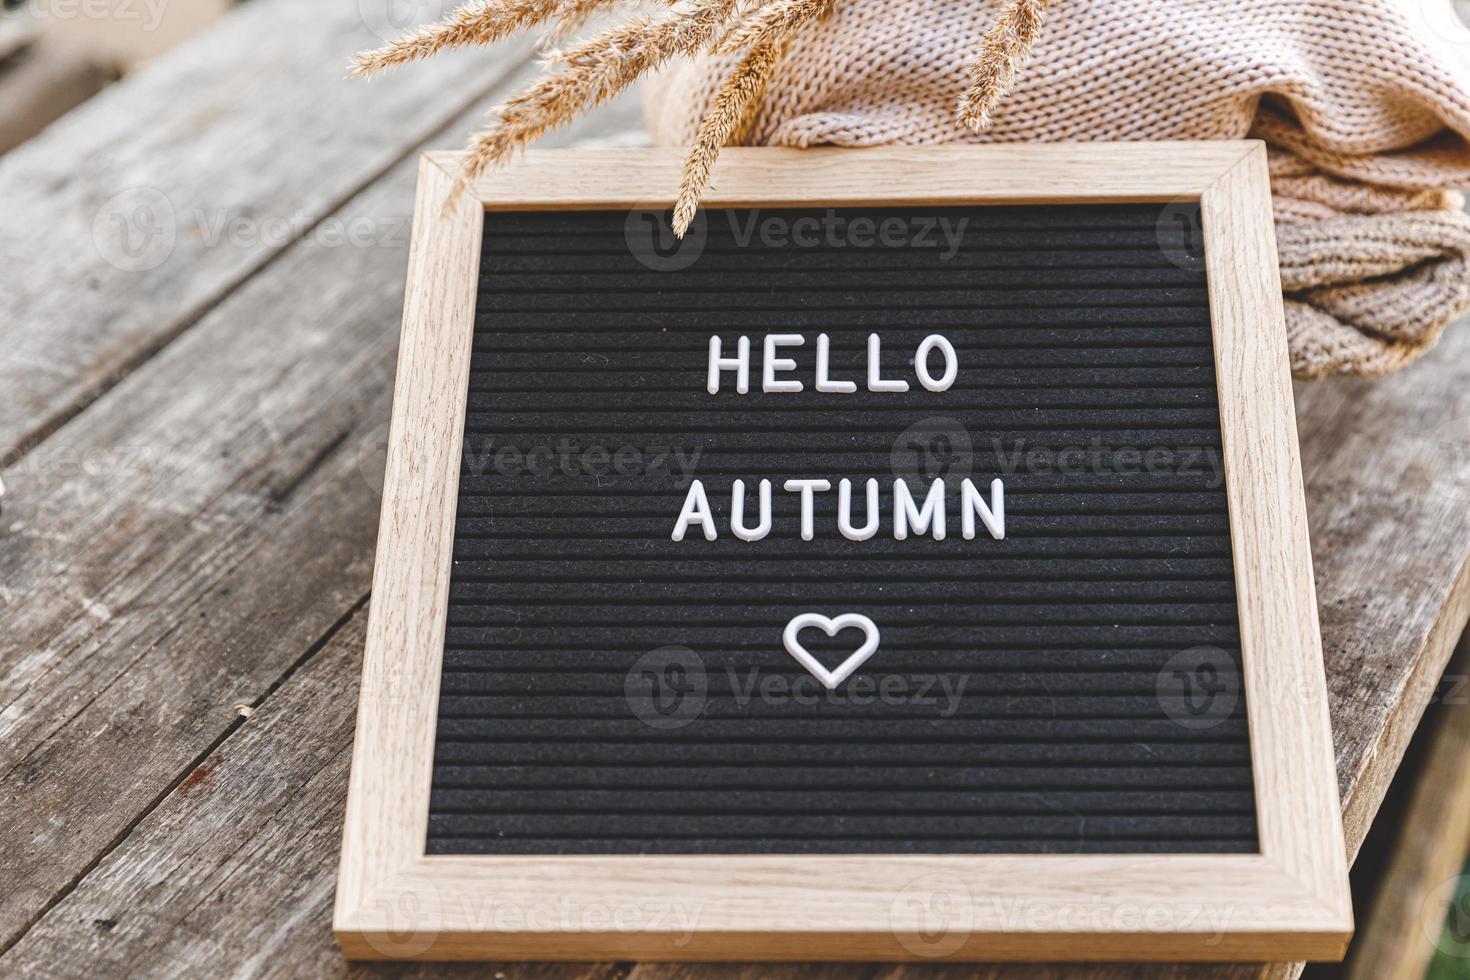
[0,0,538,460]
[1343,635,1470,980]
[0,605,623,980]
[1296,345,1470,860]
[0,76,646,960]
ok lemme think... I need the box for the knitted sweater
[645,0,1470,378]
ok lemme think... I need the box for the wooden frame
[334,144,1352,962]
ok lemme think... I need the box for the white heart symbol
[782,613,881,691]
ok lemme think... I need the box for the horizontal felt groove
[440,647,1239,671]
[443,627,1241,652]
[431,742,1251,767]
[443,565,1236,588]
[486,202,1189,229]
[462,414,1222,430]
[447,539,1233,561]
[428,788,1253,813]
[453,498,1230,519]
[445,579,1235,603]
[479,266,1206,293]
[430,764,1256,790]
[454,471,1229,493]
[444,566,1235,587]
[441,603,1239,628]
[446,631,1240,655]
[483,235,1199,258]
[455,451,1223,471]
[451,462,1222,482]
[424,838,1254,855]
[483,230,1199,254]
[464,451,1215,469]
[425,813,1256,837]
[438,667,1229,692]
[473,309,1210,333]
[464,385,1219,409]
[463,410,1221,432]
[451,513,1229,535]
[434,715,1247,737]
[484,254,1205,277]
[477,289,1210,314]
[467,368,1220,390]
[435,699,1242,722]
[473,334,1213,355]
[464,352,1211,376]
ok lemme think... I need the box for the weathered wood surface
[0,0,538,460]
[1,0,1468,974]
[1342,635,1470,980]
[0,0,626,959]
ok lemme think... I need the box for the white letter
[894,478,946,540]
[915,334,958,392]
[867,333,909,392]
[763,334,804,392]
[672,479,718,541]
[838,478,880,541]
[707,336,750,394]
[815,334,857,393]
[731,479,772,542]
[783,479,832,541]
[961,477,1006,540]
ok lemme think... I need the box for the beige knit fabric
[644,0,1470,378]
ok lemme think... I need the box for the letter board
[335,145,1351,963]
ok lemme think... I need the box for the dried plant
[352,0,1053,234]
[958,0,1053,132]
[460,0,741,184]
[350,0,571,77]
[543,0,635,43]
[672,38,783,236]
[713,0,831,55]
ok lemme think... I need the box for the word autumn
[670,332,1007,543]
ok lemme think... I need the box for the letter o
[915,334,958,392]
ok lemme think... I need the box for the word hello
[671,477,1006,542]
[707,333,958,394]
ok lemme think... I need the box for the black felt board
[425,203,1257,856]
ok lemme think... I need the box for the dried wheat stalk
[459,0,741,184]
[713,0,830,55]
[958,0,1052,131]
[671,38,782,236]
[543,0,636,43]
[354,0,1049,229]
[351,0,569,77]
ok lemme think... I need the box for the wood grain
[1201,147,1348,919]
[335,152,484,939]
[0,605,624,980]
[448,143,1256,209]
[1343,635,1470,980]
[0,0,538,461]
